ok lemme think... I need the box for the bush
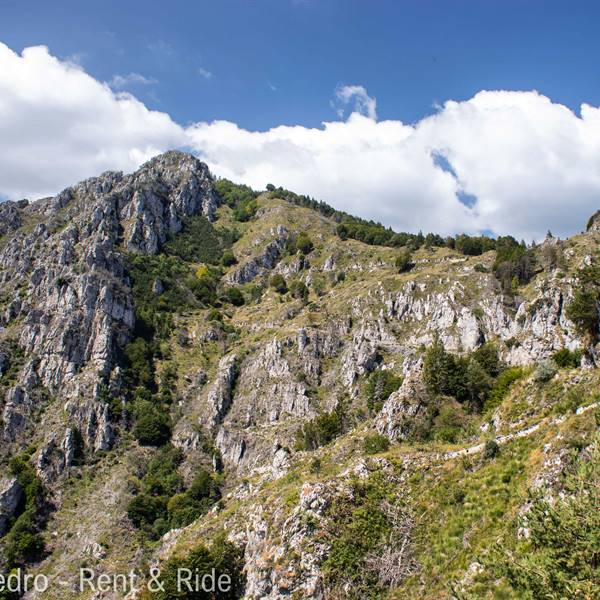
[483,439,500,459]
[363,433,390,455]
[232,198,258,222]
[270,274,287,294]
[4,453,47,568]
[163,214,232,264]
[552,348,582,369]
[287,232,314,255]
[485,367,525,414]
[224,287,245,306]
[221,249,237,267]
[295,409,343,451]
[366,370,403,414]
[432,402,471,443]
[150,535,245,599]
[127,494,167,528]
[533,360,557,383]
[289,280,309,301]
[566,288,599,339]
[133,402,172,446]
[395,249,413,273]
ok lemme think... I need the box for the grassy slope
[12,193,599,598]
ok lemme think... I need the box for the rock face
[376,373,429,441]
[0,151,219,476]
[1,153,598,599]
[225,226,289,284]
[0,477,22,536]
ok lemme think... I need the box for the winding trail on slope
[441,401,599,461]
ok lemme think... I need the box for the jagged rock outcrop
[207,354,238,428]
[0,200,26,237]
[0,477,22,536]
[0,151,219,469]
[225,226,288,284]
[376,372,429,441]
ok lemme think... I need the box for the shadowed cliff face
[0,152,598,599]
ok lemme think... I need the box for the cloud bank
[1,42,599,240]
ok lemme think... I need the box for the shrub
[150,535,245,599]
[395,249,413,273]
[221,249,237,267]
[432,402,471,443]
[566,289,599,339]
[270,274,287,294]
[232,198,258,221]
[163,214,231,264]
[533,360,557,383]
[485,367,525,414]
[4,453,47,568]
[474,263,489,273]
[215,179,257,208]
[287,232,314,255]
[224,287,245,306]
[552,348,582,369]
[133,403,172,446]
[363,433,390,454]
[289,280,309,301]
[127,494,167,528]
[295,409,343,451]
[483,439,500,459]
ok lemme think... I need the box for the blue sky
[1,1,600,240]
[2,0,600,130]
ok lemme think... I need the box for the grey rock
[0,477,23,536]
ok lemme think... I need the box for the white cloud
[334,84,377,120]
[0,42,599,241]
[109,72,158,89]
[197,67,213,80]
[0,43,185,200]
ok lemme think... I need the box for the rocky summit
[0,151,598,599]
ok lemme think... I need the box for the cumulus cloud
[0,43,185,199]
[0,42,599,240]
[334,84,377,120]
[109,72,158,88]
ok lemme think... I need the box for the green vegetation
[566,255,600,340]
[551,348,582,369]
[286,231,314,256]
[163,214,237,264]
[484,366,526,415]
[493,236,535,293]
[269,273,287,294]
[395,248,413,273]
[455,234,496,256]
[3,450,47,568]
[289,279,309,301]
[146,534,245,599]
[126,445,220,538]
[423,338,501,411]
[215,178,259,222]
[223,286,245,306]
[322,475,404,599]
[221,249,237,267]
[363,433,390,454]
[487,437,600,599]
[366,370,403,414]
[295,408,344,451]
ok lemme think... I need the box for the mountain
[0,151,598,599]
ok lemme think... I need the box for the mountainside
[0,151,598,599]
